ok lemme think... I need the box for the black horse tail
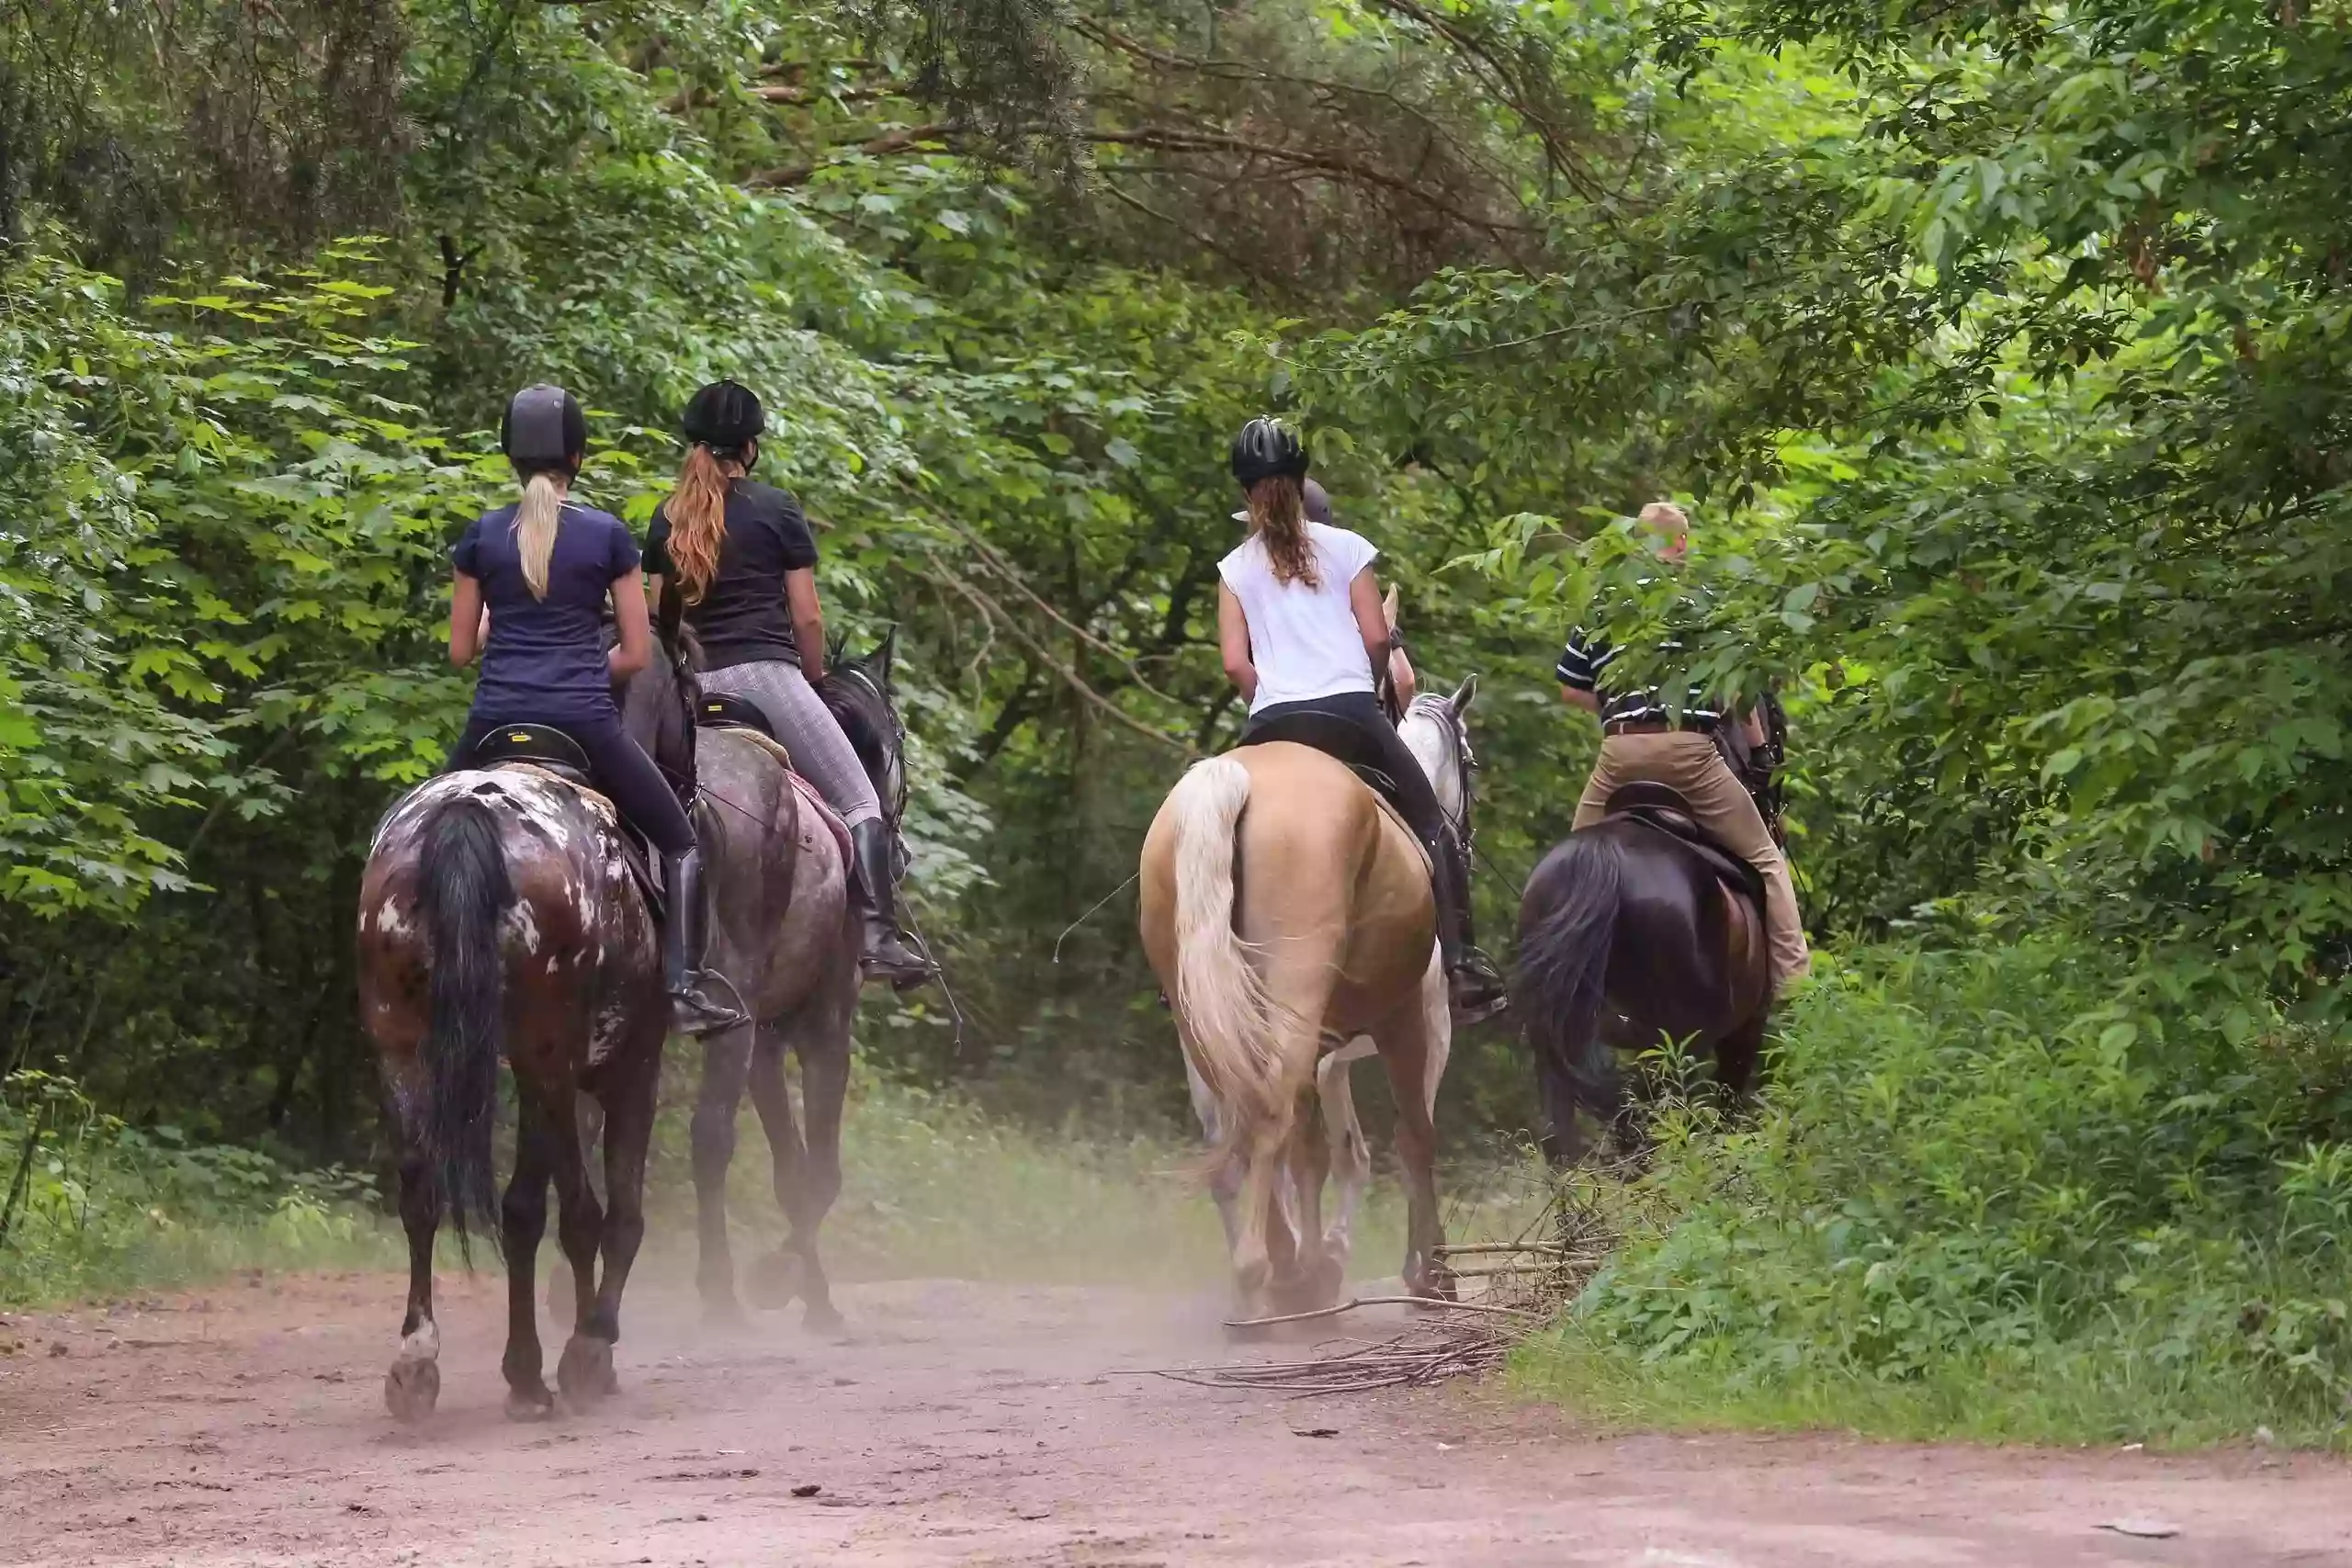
[1512,830,1624,1133]
[416,795,512,1257]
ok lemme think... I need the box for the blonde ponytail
[514,471,564,600]
[661,444,733,606]
[1247,475,1318,588]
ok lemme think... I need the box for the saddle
[465,723,663,918]
[696,693,775,740]
[1603,781,1766,906]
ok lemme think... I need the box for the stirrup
[672,968,751,1036]
[1448,956,1509,1026]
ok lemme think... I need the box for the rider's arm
[1217,583,1257,702]
[608,569,652,680]
[1741,704,1767,747]
[1555,632,1605,719]
[1561,685,1600,715]
[448,572,485,667]
[1347,567,1393,671]
[786,568,827,682]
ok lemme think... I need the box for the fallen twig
[1223,1295,1537,1329]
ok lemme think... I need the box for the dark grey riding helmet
[683,378,764,452]
[501,384,587,472]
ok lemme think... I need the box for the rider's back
[457,501,637,724]
[1218,522,1377,711]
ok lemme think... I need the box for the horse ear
[871,626,898,682]
[1382,586,1400,633]
[1451,673,1478,714]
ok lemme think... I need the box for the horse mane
[816,654,892,784]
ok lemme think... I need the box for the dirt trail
[3,1269,2350,1566]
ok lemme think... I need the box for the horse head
[818,631,909,830]
[1400,675,1480,837]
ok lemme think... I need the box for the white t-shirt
[1218,522,1379,715]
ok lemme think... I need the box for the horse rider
[639,378,935,990]
[1555,500,1812,992]
[1218,416,1507,1023]
[444,384,748,1033]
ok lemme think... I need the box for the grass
[1510,941,2352,1450]
[4,1061,1547,1311]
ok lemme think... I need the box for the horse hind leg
[562,1041,661,1407]
[1316,1039,1375,1287]
[1278,1078,1340,1312]
[786,1014,852,1337]
[1374,986,1453,1302]
[692,1024,757,1325]
[742,1023,811,1316]
[500,1089,560,1421]
[385,1138,442,1423]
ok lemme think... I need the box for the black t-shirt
[451,501,639,724]
[644,480,820,670]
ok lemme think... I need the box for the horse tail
[1513,829,1624,1125]
[416,794,513,1257]
[1166,756,1286,1179]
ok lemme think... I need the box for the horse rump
[1513,830,1625,1140]
[416,794,514,1255]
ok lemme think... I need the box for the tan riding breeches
[1570,731,1812,990]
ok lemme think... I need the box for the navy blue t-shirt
[451,500,640,724]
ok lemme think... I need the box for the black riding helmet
[683,378,765,452]
[501,384,586,472]
[1229,416,1308,488]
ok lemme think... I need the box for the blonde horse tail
[1168,756,1285,1180]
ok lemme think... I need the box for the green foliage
[0,1071,388,1305]
[1524,943,2352,1445]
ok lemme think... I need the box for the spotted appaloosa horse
[357,761,666,1422]
[1144,681,1479,1321]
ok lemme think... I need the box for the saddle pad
[720,726,797,777]
[788,771,854,870]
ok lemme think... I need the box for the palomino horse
[1512,797,1771,1164]
[619,632,909,1332]
[358,750,666,1421]
[1144,681,1481,1319]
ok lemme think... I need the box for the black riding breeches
[450,710,695,857]
[1240,692,1476,960]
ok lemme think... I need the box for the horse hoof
[746,1251,799,1310]
[801,1301,846,1338]
[505,1384,559,1423]
[383,1356,440,1423]
[556,1335,617,1404]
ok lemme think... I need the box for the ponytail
[1247,475,1318,589]
[514,470,564,601]
[662,443,734,605]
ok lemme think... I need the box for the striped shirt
[1555,629,1722,728]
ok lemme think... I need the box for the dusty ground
[3,1269,2350,1566]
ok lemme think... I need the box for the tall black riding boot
[1436,830,1508,1025]
[850,820,935,991]
[662,848,749,1036]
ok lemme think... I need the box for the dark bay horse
[621,630,910,1332]
[1513,795,1771,1164]
[358,756,666,1422]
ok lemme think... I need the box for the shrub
[1522,942,2352,1446]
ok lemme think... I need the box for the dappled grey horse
[623,630,910,1331]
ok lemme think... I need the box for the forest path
[2,1269,2348,1566]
